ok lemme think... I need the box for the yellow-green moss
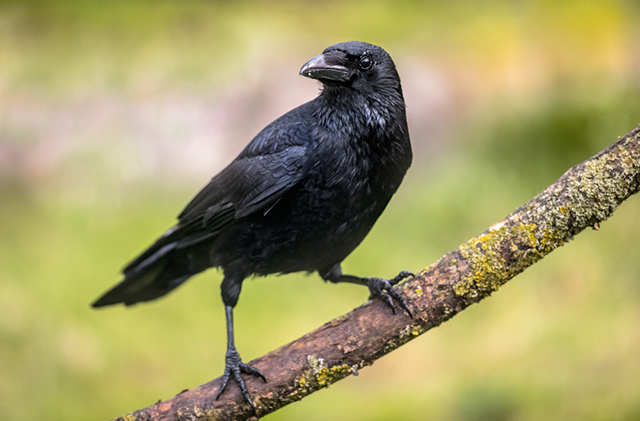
[454,223,542,300]
[303,355,352,389]
[316,364,351,387]
[386,324,426,353]
[443,303,452,316]
[192,404,205,418]
[452,133,640,302]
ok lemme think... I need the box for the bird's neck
[317,86,406,136]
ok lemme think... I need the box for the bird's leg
[216,304,266,410]
[321,264,413,317]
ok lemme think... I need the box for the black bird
[93,41,413,409]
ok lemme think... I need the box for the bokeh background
[2,1,640,420]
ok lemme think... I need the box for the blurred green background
[1,1,639,420]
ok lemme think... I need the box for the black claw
[382,292,396,314]
[389,288,413,319]
[389,289,407,314]
[232,368,254,410]
[240,363,267,382]
[216,370,231,400]
[216,349,265,412]
[390,270,414,286]
[367,276,412,318]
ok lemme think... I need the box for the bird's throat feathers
[316,83,407,139]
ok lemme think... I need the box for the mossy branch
[114,124,640,421]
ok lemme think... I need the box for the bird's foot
[216,347,266,411]
[367,271,413,318]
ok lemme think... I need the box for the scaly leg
[216,276,266,410]
[321,264,413,317]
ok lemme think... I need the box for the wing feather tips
[92,236,205,308]
[93,241,180,308]
[92,263,166,308]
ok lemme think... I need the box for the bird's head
[299,41,402,98]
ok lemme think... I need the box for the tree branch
[115,125,640,421]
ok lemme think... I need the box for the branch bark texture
[116,125,640,421]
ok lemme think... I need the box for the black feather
[93,40,412,313]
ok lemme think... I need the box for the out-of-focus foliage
[1,1,639,420]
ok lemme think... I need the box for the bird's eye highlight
[358,56,374,71]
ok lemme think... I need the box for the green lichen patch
[316,364,351,387]
[452,132,640,303]
[385,323,427,354]
[544,141,639,237]
[301,355,352,390]
[454,223,543,300]
[307,354,325,375]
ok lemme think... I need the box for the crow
[93,41,413,409]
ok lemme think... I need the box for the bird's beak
[299,54,350,82]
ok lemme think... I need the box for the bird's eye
[358,56,374,71]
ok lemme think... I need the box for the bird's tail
[92,222,215,307]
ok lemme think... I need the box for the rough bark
[115,124,640,421]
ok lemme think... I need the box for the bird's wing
[178,120,312,229]
[120,115,312,276]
